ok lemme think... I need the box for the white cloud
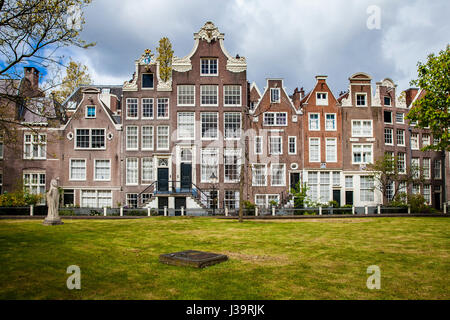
[54,0,449,95]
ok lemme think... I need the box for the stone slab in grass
[159,250,228,268]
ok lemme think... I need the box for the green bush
[328,200,339,208]
[0,190,42,207]
[407,194,429,213]
[59,209,74,216]
[126,210,147,216]
[243,201,256,216]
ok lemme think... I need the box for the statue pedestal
[43,218,64,226]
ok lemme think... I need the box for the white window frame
[157,98,169,119]
[254,136,263,155]
[252,164,267,186]
[201,148,219,183]
[309,138,320,163]
[23,133,47,159]
[255,194,280,208]
[351,120,373,137]
[75,128,106,150]
[270,88,280,103]
[384,128,393,145]
[81,190,112,208]
[360,176,374,202]
[141,98,154,119]
[126,98,138,119]
[269,136,283,155]
[94,159,111,181]
[126,126,139,151]
[411,133,419,150]
[126,158,139,186]
[356,93,367,107]
[200,85,218,106]
[396,129,405,146]
[141,126,154,150]
[23,172,46,204]
[141,157,154,184]
[397,152,406,174]
[288,136,297,155]
[434,160,442,179]
[69,159,86,181]
[224,112,242,140]
[395,112,405,124]
[271,163,286,186]
[316,92,328,106]
[156,126,170,150]
[177,112,195,140]
[224,85,242,107]
[263,112,287,126]
[326,138,337,163]
[85,105,96,119]
[352,144,373,165]
[200,58,218,76]
[308,113,320,131]
[201,112,218,140]
[141,73,154,89]
[224,149,241,183]
[325,113,336,131]
[177,85,195,106]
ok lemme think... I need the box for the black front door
[333,190,341,207]
[157,168,169,192]
[345,191,353,206]
[180,163,192,191]
[290,173,300,191]
[434,192,441,210]
[158,197,168,215]
[175,197,186,216]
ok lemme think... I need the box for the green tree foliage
[156,37,174,82]
[291,182,309,208]
[368,154,423,204]
[0,0,95,76]
[407,45,450,152]
[0,190,42,207]
[52,60,92,103]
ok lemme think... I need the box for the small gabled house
[57,87,122,208]
[248,78,302,208]
[297,75,344,206]
[338,72,383,208]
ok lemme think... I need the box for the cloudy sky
[66,0,449,96]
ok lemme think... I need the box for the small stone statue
[43,178,63,225]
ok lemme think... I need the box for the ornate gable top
[194,21,224,43]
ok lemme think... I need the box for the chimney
[292,87,300,103]
[24,67,40,90]
[300,87,305,99]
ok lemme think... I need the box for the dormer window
[316,92,328,106]
[86,106,96,118]
[270,88,280,103]
[201,58,218,75]
[384,96,391,106]
[142,73,154,88]
[356,93,367,106]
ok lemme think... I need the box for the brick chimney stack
[24,67,40,90]
[299,87,305,99]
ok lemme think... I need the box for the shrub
[59,209,75,216]
[407,194,428,213]
[243,201,256,216]
[328,200,339,208]
[0,190,42,207]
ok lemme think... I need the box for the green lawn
[0,217,448,300]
